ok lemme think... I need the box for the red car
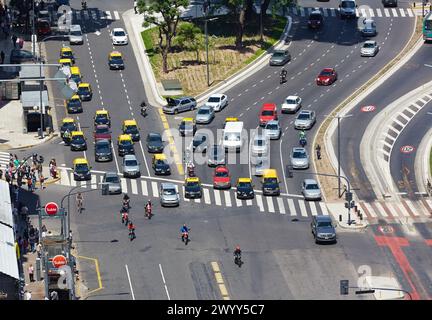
[94,124,112,141]
[213,166,231,189]
[316,68,337,85]
[259,103,278,126]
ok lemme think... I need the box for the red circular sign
[361,105,376,112]
[378,225,394,234]
[51,255,67,268]
[400,145,415,154]
[45,202,59,216]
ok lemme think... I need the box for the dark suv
[311,216,337,244]
[308,10,324,29]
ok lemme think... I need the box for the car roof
[61,47,72,52]
[215,165,228,171]
[310,10,322,15]
[266,120,279,125]
[154,154,166,160]
[119,134,132,140]
[315,215,332,222]
[62,117,75,123]
[96,124,109,129]
[71,131,84,136]
[70,66,80,73]
[78,83,90,88]
[73,158,88,165]
[364,40,376,45]
[199,105,212,110]
[322,68,334,72]
[124,154,137,160]
[96,138,110,144]
[292,147,306,152]
[304,178,318,184]
[209,93,224,98]
[69,94,80,100]
[113,27,125,32]
[286,95,300,100]
[110,51,122,56]
[96,109,108,115]
[123,120,137,126]
[299,110,312,114]
[186,177,200,182]
[182,117,195,122]
[149,132,161,137]
[105,172,118,177]
[238,178,252,183]
[262,103,277,109]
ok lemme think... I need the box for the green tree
[137,0,189,73]
[176,22,204,62]
[223,0,249,50]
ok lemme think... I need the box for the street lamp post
[260,0,264,43]
[204,0,210,87]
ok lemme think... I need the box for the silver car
[264,120,281,140]
[360,41,379,57]
[290,147,309,169]
[102,172,122,194]
[160,183,180,207]
[251,135,269,156]
[122,154,141,178]
[361,18,377,37]
[294,110,316,130]
[302,179,322,201]
[163,96,197,114]
[205,93,228,112]
[195,105,215,124]
[251,155,270,176]
[208,145,226,166]
[269,49,291,66]
[281,95,302,113]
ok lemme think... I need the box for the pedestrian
[36,242,42,258]
[27,176,32,191]
[31,173,36,191]
[23,290,32,300]
[39,173,45,189]
[11,34,16,47]
[134,1,138,14]
[0,50,4,64]
[315,144,321,160]
[28,264,34,282]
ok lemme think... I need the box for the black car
[153,159,171,175]
[193,133,209,153]
[70,134,87,151]
[382,0,397,7]
[108,54,125,70]
[146,132,164,153]
[10,49,35,64]
[95,139,113,162]
[236,180,255,199]
[311,216,337,244]
[308,10,323,29]
[184,180,202,198]
[94,114,111,127]
[123,125,140,142]
[118,140,135,157]
[66,97,83,113]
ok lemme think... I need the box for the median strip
[211,261,230,300]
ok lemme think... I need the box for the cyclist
[76,192,83,213]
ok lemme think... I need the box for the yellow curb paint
[223,296,231,300]
[211,261,220,273]
[77,255,103,294]
[215,272,224,284]
[211,261,230,299]
[218,284,229,297]
[157,108,184,175]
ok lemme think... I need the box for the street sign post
[52,255,68,268]
[45,202,59,216]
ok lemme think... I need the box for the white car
[360,40,379,57]
[281,96,302,113]
[205,93,228,112]
[111,28,128,45]
[251,135,269,156]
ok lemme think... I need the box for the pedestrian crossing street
[290,6,422,18]
[72,9,122,22]
[358,199,432,220]
[56,167,329,217]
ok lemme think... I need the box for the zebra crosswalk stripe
[75,12,81,20]
[300,7,305,17]
[330,8,336,17]
[70,173,77,187]
[266,197,275,213]
[60,168,70,186]
[406,9,414,17]
[319,202,329,215]
[114,11,120,20]
[276,197,285,214]
[214,190,221,206]
[141,180,148,196]
[80,180,87,188]
[369,8,375,17]
[83,10,89,20]
[376,8,382,17]
[291,7,298,16]
[355,8,360,17]
[360,8,367,17]
[384,8,390,17]
[246,199,252,206]
[120,178,127,193]
[384,202,399,217]
[99,10,106,20]
[307,8,313,15]
[299,200,308,217]
[194,198,201,203]
[105,11,112,20]
[391,8,398,17]
[309,201,318,216]
[322,8,328,17]
[399,8,405,17]
[426,199,432,211]
[151,181,159,197]
[396,202,411,217]
[91,175,97,189]
[130,179,138,195]
[224,191,232,207]
[235,196,242,207]
[405,200,420,216]
[363,202,377,218]
[203,188,211,204]
[373,202,388,217]
[288,198,296,216]
[256,195,264,212]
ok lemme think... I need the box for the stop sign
[52,255,67,268]
[45,202,59,216]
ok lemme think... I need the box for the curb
[415,127,432,194]
[337,220,368,230]
[1,133,59,151]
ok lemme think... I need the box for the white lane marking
[309,201,318,216]
[266,197,275,213]
[203,188,211,204]
[405,200,420,216]
[319,202,329,215]
[158,264,171,300]
[224,191,232,207]
[374,202,388,217]
[288,198,296,216]
[138,140,150,177]
[125,265,136,300]
[235,196,242,207]
[299,200,308,217]
[141,180,148,196]
[120,178,127,193]
[60,168,70,186]
[151,181,159,197]
[70,172,77,187]
[182,186,189,202]
[256,195,264,212]
[130,179,138,195]
[214,190,222,206]
[276,197,285,214]
[279,138,289,194]
[376,8,382,17]
[114,11,120,20]
[91,175,97,189]
[111,141,120,173]
[246,200,252,206]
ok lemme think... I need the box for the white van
[69,25,83,45]
[339,0,357,19]
[223,121,243,152]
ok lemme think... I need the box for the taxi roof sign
[110,51,122,56]
[238,178,252,183]
[62,117,75,123]
[123,120,137,126]
[71,131,84,136]
[78,82,90,88]
[186,177,200,182]
[263,169,278,178]
[73,158,88,165]
[118,134,132,141]
[225,117,238,122]
[182,117,194,122]
[154,154,166,160]
[95,109,108,115]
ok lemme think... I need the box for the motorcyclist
[123,194,130,208]
[63,129,71,143]
[180,223,190,241]
[128,221,135,240]
[299,129,306,140]
[233,245,242,258]
[145,200,152,216]
[187,161,195,176]
[121,210,129,225]
[140,101,147,115]
[280,68,287,81]
[81,1,87,9]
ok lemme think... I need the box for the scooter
[234,254,242,267]
[181,232,189,245]
[299,137,307,148]
[280,73,286,84]
[145,205,152,220]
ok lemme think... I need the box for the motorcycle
[140,106,147,117]
[280,73,287,84]
[181,232,189,245]
[299,137,307,148]
[234,254,242,267]
[128,229,135,241]
[121,212,129,225]
[145,205,152,219]
[62,135,71,146]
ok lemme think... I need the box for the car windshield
[266,124,278,130]
[264,178,278,184]
[293,151,307,158]
[363,43,375,48]
[70,31,81,36]
[186,181,199,187]
[261,110,274,116]
[75,164,88,173]
[149,135,161,142]
[77,87,89,94]
[341,1,355,8]
[120,140,132,146]
[167,99,180,106]
[63,124,76,131]
[114,31,125,37]
[70,74,81,82]
[286,99,297,104]
[306,183,319,190]
[96,143,110,153]
[124,126,138,133]
[156,160,166,165]
[208,97,220,103]
[72,136,85,143]
[273,51,285,57]
[194,135,206,144]
[68,99,80,105]
[110,56,123,62]
[125,160,137,166]
[105,176,119,183]
[96,127,109,134]
[317,221,332,227]
[238,182,251,188]
[215,171,228,177]
[426,21,432,30]
[297,113,310,120]
[225,134,240,141]
[320,70,333,76]
[212,148,222,156]
[310,14,321,20]
[163,188,176,195]
[62,51,73,57]
[198,108,210,115]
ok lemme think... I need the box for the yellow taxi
[73,158,91,181]
[64,94,82,114]
[122,119,140,141]
[223,117,238,128]
[152,154,171,175]
[179,117,196,136]
[59,58,73,68]
[94,109,111,127]
[108,51,125,70]
[70,66,82,84]
[261,169,280,196]
[60,117,77,137]
[117,134,134,156]
[77,83,93,101]
[236,177,254,199]
[60,46,75,63]
[184,177,202,199]
[70,131,87,151]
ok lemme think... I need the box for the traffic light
[345,191,352,202]
[340,280,349,295]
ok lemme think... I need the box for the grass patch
[141,14,287,96]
